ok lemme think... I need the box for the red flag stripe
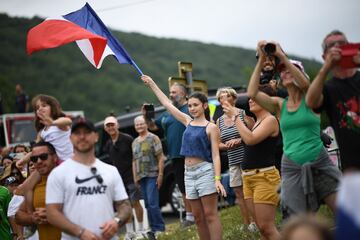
[26,19,107,66]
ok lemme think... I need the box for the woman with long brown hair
[141,75,226,240]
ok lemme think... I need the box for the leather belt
[242,166,275,176]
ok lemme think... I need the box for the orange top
[33,177,61,240]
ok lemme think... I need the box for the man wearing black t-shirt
[103,116,144,238]
[306,30,360,240]
[15,84,30,113]
[306,30,360,171]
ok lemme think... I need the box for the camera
[264,43,276,55]
[143,104,155,121]
[260,70,275,85]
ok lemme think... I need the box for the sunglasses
[30,153,51,163]
[91,167,103,184]
[325,40,348,52]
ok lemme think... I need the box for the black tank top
[242,118,279,170]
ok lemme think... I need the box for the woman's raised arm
[141,75,191,126]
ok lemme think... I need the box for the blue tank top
[180,122,212,163]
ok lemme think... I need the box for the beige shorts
[229,164,243,188]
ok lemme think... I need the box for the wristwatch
[113,217,123,227]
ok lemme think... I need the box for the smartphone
[143,104,155,121]
[339,43,360,69]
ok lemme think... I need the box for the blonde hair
[216,87,237,101]
[280,214,333,240]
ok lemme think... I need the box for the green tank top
[280,97,323,165]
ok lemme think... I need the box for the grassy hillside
[0,13,321,121]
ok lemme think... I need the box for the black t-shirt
[104,133,134,185]
[318,71,360,170]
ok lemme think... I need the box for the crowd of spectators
[0,29,359,240]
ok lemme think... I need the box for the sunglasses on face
[30,153,50,163]
[325,40,348,52]
[91,167,104,184]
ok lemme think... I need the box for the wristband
[214,175,222,181]
[78,228,85,239]
[234,113,240,121]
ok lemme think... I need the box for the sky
[1,0,359,61]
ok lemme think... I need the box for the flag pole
[131,60,143,76]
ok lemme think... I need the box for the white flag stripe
[338,173,360,227]
[76,39,96,67]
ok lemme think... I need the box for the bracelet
[214,175,222,181]
[234,113,240,121]
[78,228,85,239]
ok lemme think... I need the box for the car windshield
[10,119,36,144]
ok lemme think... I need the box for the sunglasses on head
[30,153,50,163]
[91,167,103,184]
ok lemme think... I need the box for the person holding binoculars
[247,41,341,220]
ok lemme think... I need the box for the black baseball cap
[71,118,96,133]
[3,176,19,186]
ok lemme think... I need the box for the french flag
[336,173,360,240]
[26,2,142,74]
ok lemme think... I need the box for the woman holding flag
[141,75,226,240]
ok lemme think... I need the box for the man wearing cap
[1,168,26,240]
[143,82,195,227]
[103,116,144,238]
[306,30,360,240]
[15,141,61,240]
[45,118,131,240]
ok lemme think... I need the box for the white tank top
[40,126,73,161]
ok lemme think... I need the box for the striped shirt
[219,110,246,166]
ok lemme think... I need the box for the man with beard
[45,118,131,240]
[15,141,61,240]
[144,83,194,227]
[259,53,288,98]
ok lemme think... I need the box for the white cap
[278,59,309,79]
[104,116,118,127]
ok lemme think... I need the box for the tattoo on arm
[114,199,132,226]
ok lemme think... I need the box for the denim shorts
[184,161,217,200]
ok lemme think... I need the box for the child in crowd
[280,214,333,240]
[18,94,73,215]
